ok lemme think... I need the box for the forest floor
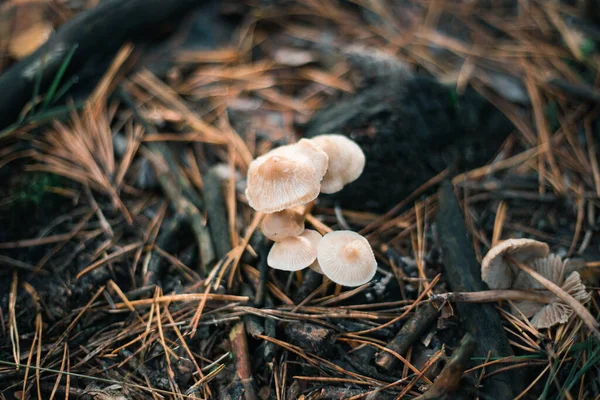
[1,1,600,399]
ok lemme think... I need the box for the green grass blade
[559,341,600,399]
[22,55,47,122]
[41,44,78,111]
[50,75,79,106]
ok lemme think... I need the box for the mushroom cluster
[246,135,377,287]
[482,239,591,329]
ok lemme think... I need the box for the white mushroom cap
[310,134,365,194]
[267,229,322,271]
[511,254,591,329]
[260,208,305,242]
[481,238,549,289]
[317,231,376,286]
[245,139,328,213]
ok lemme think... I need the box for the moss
[1,172,73,243]
[580,37,596,59]
[14,172,66,206]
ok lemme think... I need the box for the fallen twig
[228,321,257,400]
[375,302,439,371]
[431,290,555,305]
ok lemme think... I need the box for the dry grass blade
[8,271,19,369]
[48,344,69,400]
[29,45,137,223]
[111,293,249,309]
[76,242,143,279]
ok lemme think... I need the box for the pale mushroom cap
[513,253,565,291]
[317,231,376,287]
[530,271,590,329]
[310,134,365,194]
[562,271,591,304]
[511,255,591,329]
[267,229,322,271]
[481,238,549,289]
[245,139,328,213]
[261,209,305,242]
[531,303,572,329]
[512,254,567,319]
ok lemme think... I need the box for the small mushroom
[260,208,305,242]
[317,231,376,286]
[481,238,549,289]
[267,229,322,271]
[511,254,591,329]
[309,260,323,274]
[310,134,366,194]
[245,139,328,213]
[309,135,364,192]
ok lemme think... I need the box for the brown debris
[415,334,477,400]
[284,321,335,357]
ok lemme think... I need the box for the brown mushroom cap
[261,209,305,242]
[245,139,328,213]
[310,134,365,194]
[511,254,591,329]
[481,238,549,289]
[267,229,322,271]
[317,231,376,286]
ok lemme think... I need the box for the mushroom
[260,208,305,242]
[317,230,377,286]
[310,134,365,194]
[267,229,322,271]
[309,260,323,274]
[511,254,591,329]
[481,238,549,290]
[245,139,328,213]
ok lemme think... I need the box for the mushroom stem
[431,290,556,305]
[507,256,600,338]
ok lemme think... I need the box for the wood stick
[228,322,257,400]
[431,290,556,305]
[375,303,439,371]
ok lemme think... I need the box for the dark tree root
[0,0,202,130]
[436,181,521,399]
